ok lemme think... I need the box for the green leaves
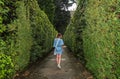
[0,0,57,78]
[64,0,120,79]
[29,0,57,62]
[0,54,14,79]
[0,0,4,5]
[0,25,6,33]
[37,0,55,23]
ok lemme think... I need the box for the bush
[0,53,14,79]
[64,0,86,63]
[0,0,57,78]
[64,0,120,79]
[7,1,32,71]
[29,0,57,62]
[37,0,55,23]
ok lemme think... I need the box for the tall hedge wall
[64,0,120,79]
[37,0,55,23]
[0,0,57,78]
[29,0,57,62]
[64,0,86,63]
[0,0,32,78]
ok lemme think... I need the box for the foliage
[12,1,32,70]
[0,53,14,79]
[0,0,57,78]
[37,0,55,23]
[37,0,71,34]
[0,1,15,78]
[54,0,71,34]
[64,0,120,79]
[29,0,57,62]
[0,0,17,25]
[64,0,86,63]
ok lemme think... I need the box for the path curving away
[15,47,93,79]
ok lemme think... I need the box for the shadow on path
[15,47,93,79]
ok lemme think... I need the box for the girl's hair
[56,33,62,38]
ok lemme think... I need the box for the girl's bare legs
[58,54,61,65]
[56,54,59,65]
[56,54,62,68]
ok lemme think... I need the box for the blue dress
[53,38,64,55]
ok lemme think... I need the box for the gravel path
[15,47,93,79]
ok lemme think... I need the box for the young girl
[53,33,64,69]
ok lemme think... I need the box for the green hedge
[64,0,120,79]
[0,53,14,79]
[0,0,57,78]
[1,1,32,78]
[64,0,86,62]
[29,0,57,62]
[37,0,55,23]
[114,7,120,78]
[13,1,32,70]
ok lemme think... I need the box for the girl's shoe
[57,64,61,69]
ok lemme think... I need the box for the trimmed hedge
[0,1,32,78]
[0,53,14,79]
[64,0,86,63]
[29,0,57,62]
[64,0,120,79]
[13,1,32,70]
[0,0,57,78]
[37,0,55,23]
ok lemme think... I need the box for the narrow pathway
[15,47,93,79]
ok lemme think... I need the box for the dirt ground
[14,47,93,79]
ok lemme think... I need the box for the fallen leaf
[23,71,30,77]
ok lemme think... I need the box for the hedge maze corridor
[0,0,120,79]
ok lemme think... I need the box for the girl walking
[53,33,64,69]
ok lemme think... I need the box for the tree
[53,0,71,34]
[37,0,55,23]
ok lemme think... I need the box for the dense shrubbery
[64,0,120,79]
[13,1,32,70]
[64,0,86,63]
[0,53,14,79]
[54,0,71,34]
[37,0,55,23]
[29,0,57,62]
[0,0,20,78]
[0,0,56,78]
